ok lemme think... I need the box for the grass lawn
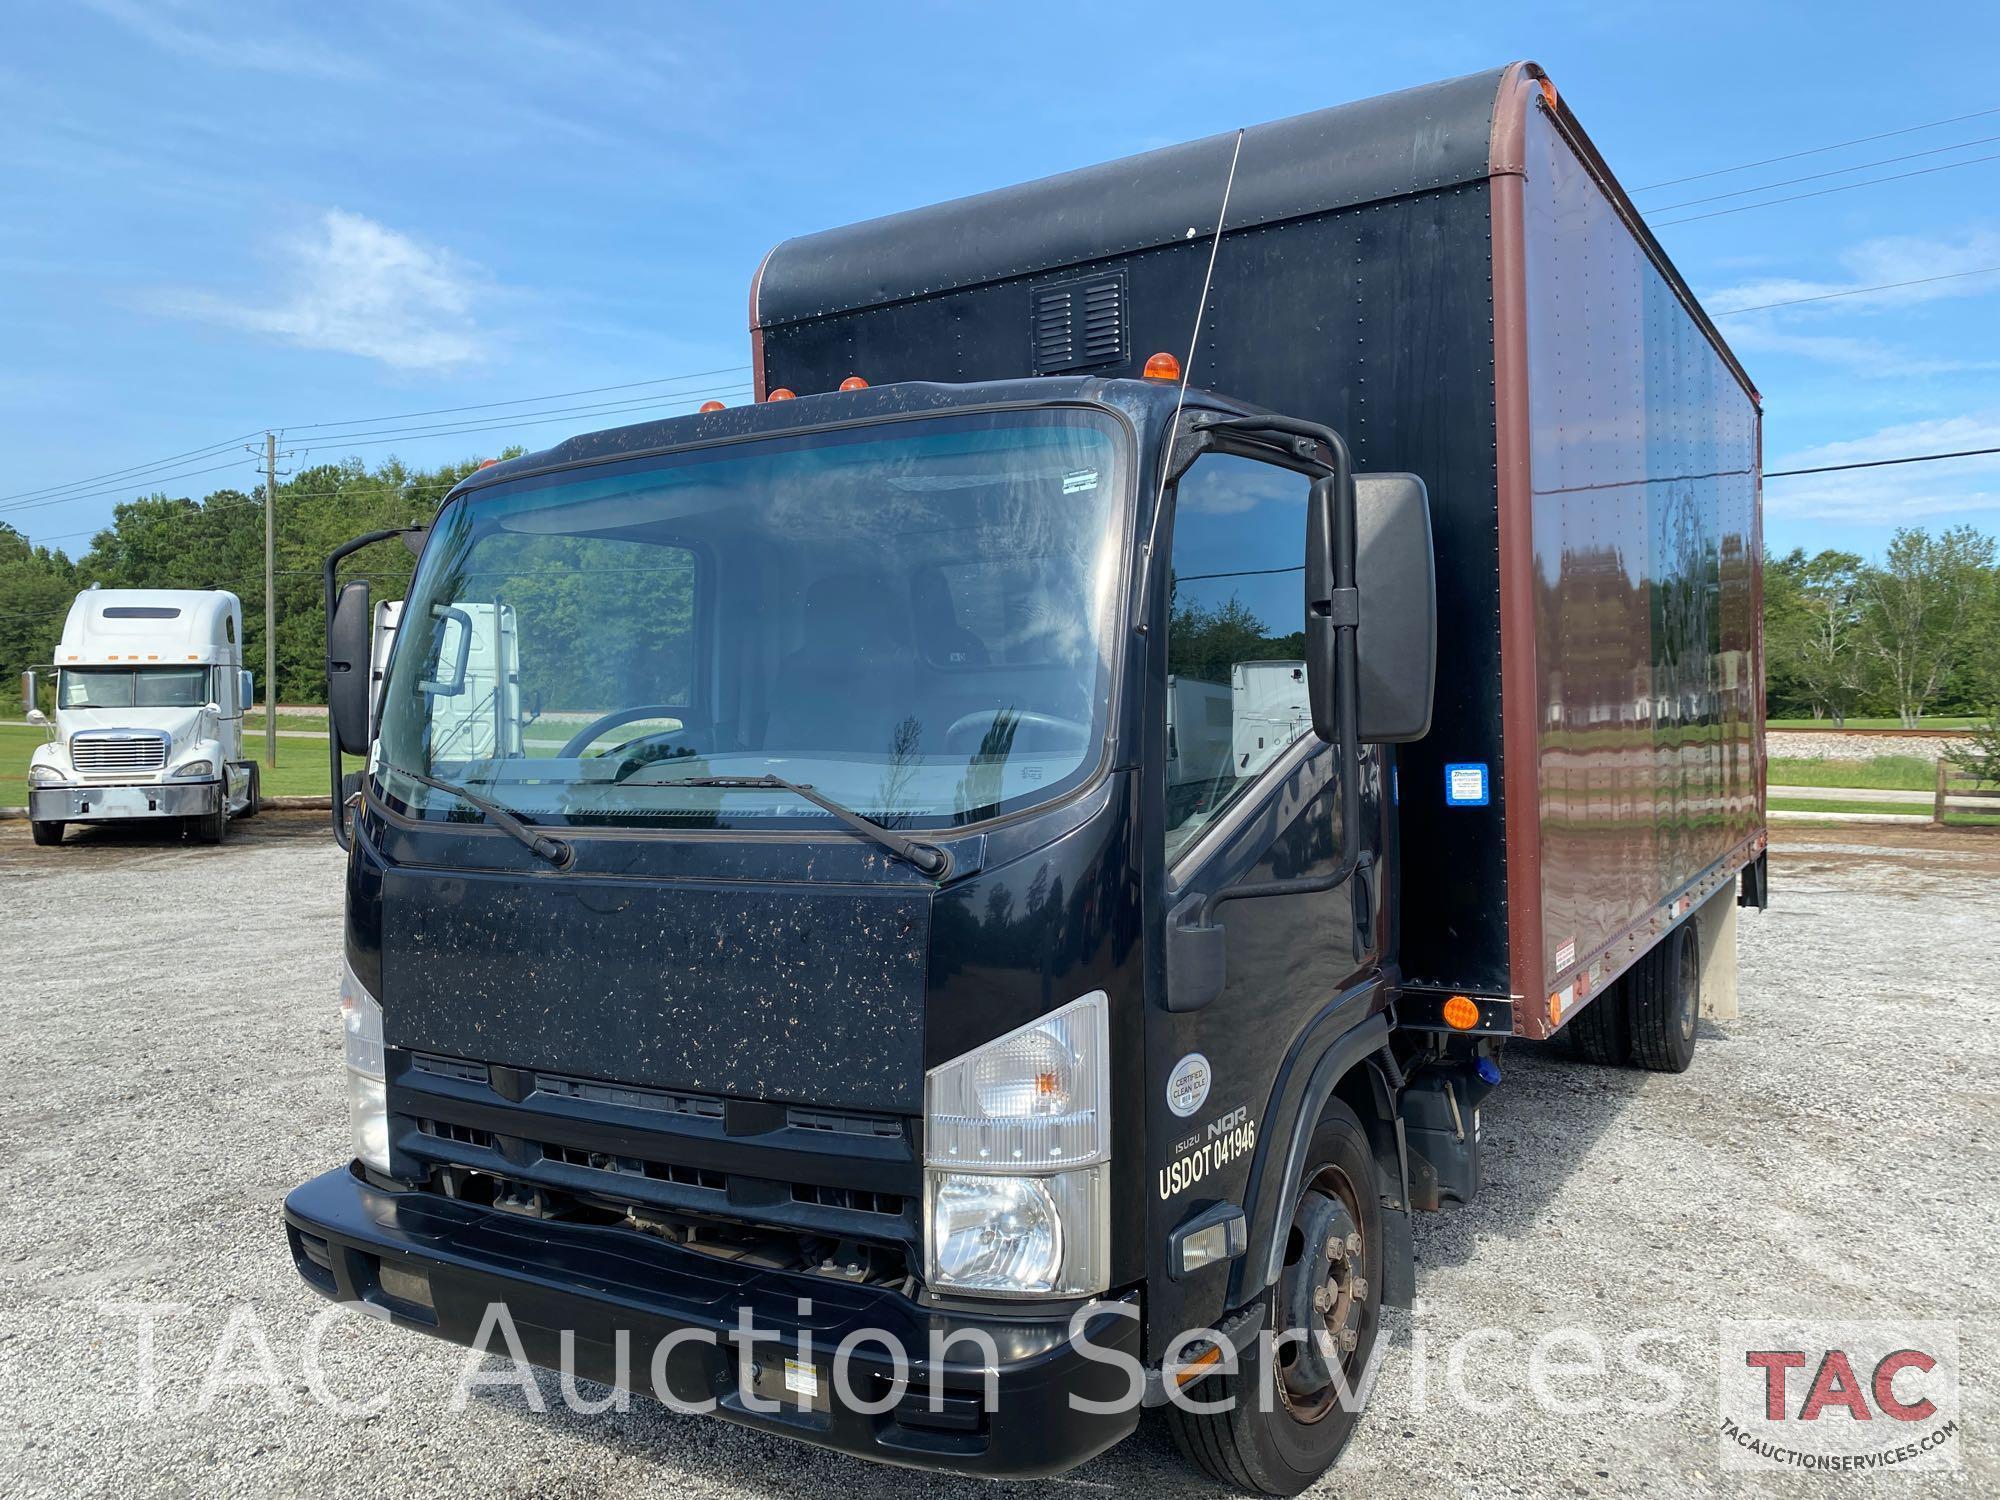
[1767,715,1980,731]
[1770,796,1919,816]
[1,722,350,804]
[1767,754,1941,791]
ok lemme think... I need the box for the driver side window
[1164,455,1314,865]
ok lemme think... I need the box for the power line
[0,460,262,517]
[1630,103,2000,192]
[286,385,755,451]
[7,364,750,518]
[1650,130,2000,213]
[0,431,263,506]
[287,387,755,458]
[1765,446,2000,479]
[281,365,750,432]
[1653,150,2000,227]
[1712,265,2000,316]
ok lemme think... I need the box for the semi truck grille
[69,733,168,774]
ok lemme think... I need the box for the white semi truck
[24,587,260,846]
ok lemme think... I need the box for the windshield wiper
[388,765,575,870]
[648,774,951,879]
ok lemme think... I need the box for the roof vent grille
[1032,273,1126,373]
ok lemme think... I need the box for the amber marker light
[1174,1345,1224,1387]
[1142,351,1181,381]
[838,375,869,391]
[1442,994,1480,1031]
[698,400,726,413]
[767,388,797,401]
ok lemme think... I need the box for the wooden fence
[1934,760,2000,824]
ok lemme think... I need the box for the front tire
[1165,1100,1384,1495]
[197,796,229,846]
[31,819,65,847]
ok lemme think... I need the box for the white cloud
[161,210,492,372]
[1767,411,2000,522]
[1723,321,1999,379]
[1708,229,2000,317]
[1706,229,2000,379]
[78,0,373,80]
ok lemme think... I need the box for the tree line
[0,451,512,712]
[1764,526,1999,728]
[4,462,1996,735]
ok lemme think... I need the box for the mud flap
[1399,1069,1485,1211]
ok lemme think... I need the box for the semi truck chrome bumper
[29,779,219,821]
[284,1165,1141,1477]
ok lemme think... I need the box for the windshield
[375,407,1132,831]
[59,666,210,709]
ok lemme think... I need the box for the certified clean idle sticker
[1166,1053,1212,1117]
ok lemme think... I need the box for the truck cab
[25,587,260,846]
[288,62,1762,1495]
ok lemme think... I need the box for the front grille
[70,733,167,774]
[786,1105,903,1139]
[417,1119,493,1149]
[540,1140,726,1192]
[533,1071,724,1120]
[791,1183,906,1217]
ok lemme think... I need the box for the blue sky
[5,0,1999,561]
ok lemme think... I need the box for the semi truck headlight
[339,960,391,1173]
[28,765,64,786]
[171,759,216,780]
[923,992,1109,1297]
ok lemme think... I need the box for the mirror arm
[323,526,422,848]
[1165,415,1371,1011]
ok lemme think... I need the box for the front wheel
[1164,1099,1384,1495]
[31,819,65,847]
[197,797,229,846]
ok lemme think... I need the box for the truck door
[1148,450,1370,1331]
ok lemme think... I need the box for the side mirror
[239,670,254,714]
[19,669,35,713]
[420,606,474,698]
[328,580,373,756]
[205,701,222,716]
[26,707,48,728]
[1352,474,1436,743]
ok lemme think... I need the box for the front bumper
[29,779,219,822]
[284,1165,1141,1477]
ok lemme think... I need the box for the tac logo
[1718,1321,1960,1473]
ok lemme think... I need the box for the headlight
[28,765,65,787]
[924,992,1109,1297]
[340,960,391,1173]
[171,759,216,780]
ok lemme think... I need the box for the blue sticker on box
[1444,763,1489,807]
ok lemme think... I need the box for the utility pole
[264,430,278,769]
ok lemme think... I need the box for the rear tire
[1629,924,1699,1073]
[31,819,64,847]
[1567,977,1628,1065]
[1164,1100,1383,1495]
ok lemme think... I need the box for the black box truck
[290,61,1765,1493]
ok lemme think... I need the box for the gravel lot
[1,815,1994,1498]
